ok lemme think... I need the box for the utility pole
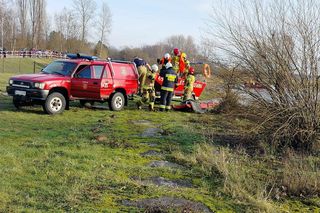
[1,17,3,50]
[1,17,3,73]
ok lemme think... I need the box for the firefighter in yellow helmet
[137,64,158,111]
[183,66,196,101]
[179,52,190,77]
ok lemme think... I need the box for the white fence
[0,50,67,59]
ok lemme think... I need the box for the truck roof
[56,58,135,66]
[61,53,135,66]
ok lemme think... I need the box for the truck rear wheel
[43,92,66,114]
[109,92,125,111]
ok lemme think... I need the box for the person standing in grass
[183,66,196,101]
[159,62,178,111]
[133,56,151,95]
[136,64,158,111]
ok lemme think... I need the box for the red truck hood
[11,73,69,82]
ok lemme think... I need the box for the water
[235,88,272,106]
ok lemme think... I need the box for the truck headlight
[9,79,13,85]
[34,82,45,89]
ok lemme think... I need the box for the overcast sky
[46,0,213,49]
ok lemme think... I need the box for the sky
[46,0,213,49]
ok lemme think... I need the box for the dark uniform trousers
[159,90,174,111]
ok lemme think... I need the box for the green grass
[0,98,236,212]
[0,58,52,92]
[0,57,52,73]
[0,59,319,212]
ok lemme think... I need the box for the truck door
[71,65,103,99]
[100,64,114,99]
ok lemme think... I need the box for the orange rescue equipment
[202,63,211,78]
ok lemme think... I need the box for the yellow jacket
[184,74,195,91]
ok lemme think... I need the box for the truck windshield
[42,61,77,76]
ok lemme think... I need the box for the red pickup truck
[6,54,139,114]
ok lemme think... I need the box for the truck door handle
[93,82,98,85]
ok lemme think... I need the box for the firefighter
[172,48,180,73]
[133,56,151,94]
[183,66,196,101]
[137,64,158,111]
[157,53,171,69]
[179,52,190,77]
[159,62,178,111]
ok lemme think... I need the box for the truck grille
[12,81,32,88]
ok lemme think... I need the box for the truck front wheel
[109,92,125,111]
[43,92,66,114]
[13,97,22,109]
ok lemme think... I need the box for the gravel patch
[148,160,182,169]
[140,150,162,157]
[122,197,213,213]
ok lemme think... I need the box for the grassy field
[0,59,319,212]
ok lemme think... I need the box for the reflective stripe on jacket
[160,67,178,91]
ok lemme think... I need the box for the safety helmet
[173,48,180,56]
[165,62,173,69]
[164,53,171,60]
[189,67,195,75]
[151,64,159,72]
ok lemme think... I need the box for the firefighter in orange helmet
[172,48,180,73]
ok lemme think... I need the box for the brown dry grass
[281,151,320,197]
[173,144,275,212]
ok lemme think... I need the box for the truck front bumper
[6,86,49,101]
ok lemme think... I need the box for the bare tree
[72,0,96,49]
[7,11,18,50]
[44,14,51,46]
[16,0,28,47]
[54,8,80,52]
[54,11,66,52]
[28,0,46,48]
[96,1,112,57]
[165,35,198,58]
[36,0,46,48]
[207,0,320,151]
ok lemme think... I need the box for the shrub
[207,0,320,152]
